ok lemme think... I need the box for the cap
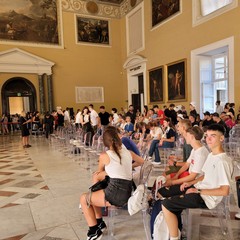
[203,111,210,116]
[177,114,184,120]
[212,112,219,117]
[174,105,182,112]
[190,102,196,108]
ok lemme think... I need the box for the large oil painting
[0,0,62,46]
[152,0,181,28]
[149,66,164,103]
[167,59,187,102]
[76,15,110,46]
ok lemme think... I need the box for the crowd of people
[0,100,239,240]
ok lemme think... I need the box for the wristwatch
[173,162,177,167]
[197,189,201,194]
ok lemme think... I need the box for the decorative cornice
[61,0,143,19]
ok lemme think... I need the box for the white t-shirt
[113,113,119,124]
[150,127,163,140]
[75,112,82,124]
[90,109,99,126]
[194,152,233,209]
[187,146,209,176]
[64,110,70,121]
[105,145,132,180]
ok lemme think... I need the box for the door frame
[191,36,234,115]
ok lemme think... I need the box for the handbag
[153,211,169,240]
[127,184,145,216]
[89,175,110,192]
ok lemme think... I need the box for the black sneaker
[98,221,107,232]
[87,228,103,240]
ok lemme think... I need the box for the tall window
[200,54,228,113]
[192,0,238,26]
[200,0,233,16]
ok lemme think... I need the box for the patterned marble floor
[0,133,239,240]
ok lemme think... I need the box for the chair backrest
[139,160,153,186]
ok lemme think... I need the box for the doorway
[131,74,144,112]
[1,77,37,114]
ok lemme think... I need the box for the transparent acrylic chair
[183,194,234,240]
[107,159,153,239]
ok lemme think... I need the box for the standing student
[162,124,233,240]
[19,111,32,148]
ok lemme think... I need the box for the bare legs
[22,136,30,147]
[80,190,111,226]
[162,205,179,238]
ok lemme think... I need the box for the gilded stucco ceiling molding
[62,0,120,18]
[61,0,143,18]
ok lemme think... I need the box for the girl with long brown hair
[80,126,133,240]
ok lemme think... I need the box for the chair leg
[107,206,117,239]
[216,203,234,240]
[142,209,152,240]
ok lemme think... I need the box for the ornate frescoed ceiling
[62,0,141,19]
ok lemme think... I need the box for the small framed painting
[152,0,181,28]
[75,15,110,46]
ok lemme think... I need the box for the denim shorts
[104,178,132,207]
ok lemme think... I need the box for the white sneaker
[152,162,161,165]
[235,212,240,219]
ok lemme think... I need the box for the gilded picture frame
[0,0,63,48]
[75,15,110,46]
[167,59,187,102]
[149,66,164,103]
[152,0,181,28]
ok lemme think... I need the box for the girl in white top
[80,126,136,240]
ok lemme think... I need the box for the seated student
[166,119,192,175]
[162,124,233,240]
[159,117,176,149]
[124,116,134,136]
[159,126,209,194]
[80,126,133,240]
[148,122,163,165]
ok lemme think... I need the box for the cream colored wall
[120,0,240,111]
[1,1,240,115]
[0,11,125,114]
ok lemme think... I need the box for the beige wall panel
[120,0,240,110]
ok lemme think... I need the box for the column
[38,74,45,114]
[47,74,53,112]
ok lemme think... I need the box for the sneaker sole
[100,226,107,232]
[88,234,103,240]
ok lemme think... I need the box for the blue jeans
[149,139,160,163]
[160,141,175,149]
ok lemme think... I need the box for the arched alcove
[1,77,37,114]
[0,48,55,113]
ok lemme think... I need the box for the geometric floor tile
[0,134,49,209]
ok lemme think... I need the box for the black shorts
[104,178,132,207]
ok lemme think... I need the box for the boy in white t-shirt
[162,124,233,240]
[158,126,209,197]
